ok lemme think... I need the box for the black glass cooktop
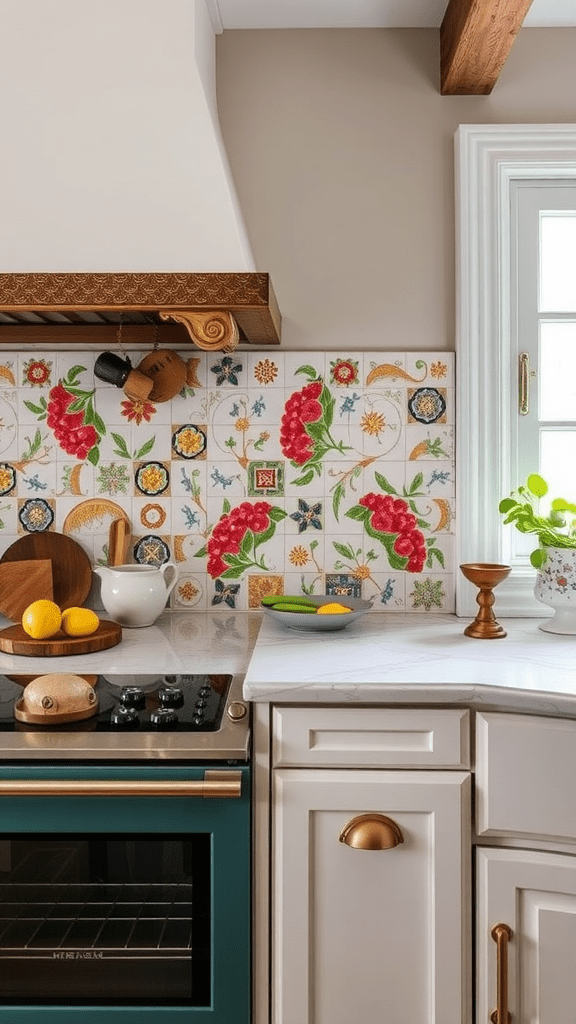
[0,675,232,733]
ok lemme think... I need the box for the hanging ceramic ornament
[134,349,201,403]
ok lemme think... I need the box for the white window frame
[455,124,576,617]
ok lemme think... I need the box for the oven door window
[0,837,209,1006]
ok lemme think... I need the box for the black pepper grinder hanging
[94,351,153,403]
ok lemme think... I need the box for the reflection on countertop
[0,611,263,679]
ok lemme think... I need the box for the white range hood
[0,0,255,273]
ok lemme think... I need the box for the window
[456,125,576,616]
[511,183,576,563]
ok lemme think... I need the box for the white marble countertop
[243,613,576,717]
[0,611,261,679]
[2,609,576,718]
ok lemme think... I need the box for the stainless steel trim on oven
[0,674,249,761]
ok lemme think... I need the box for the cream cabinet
[269,708,472,1024]
[476,847,576,1024]
[254,703,576,1024]
[475,712,576,1024]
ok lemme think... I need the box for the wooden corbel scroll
[159,310,240,352]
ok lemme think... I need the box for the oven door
[0,765,250,1024]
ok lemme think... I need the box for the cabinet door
[477,847,576,1024]
[272,769,470,1024]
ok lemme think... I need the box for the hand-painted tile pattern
[0,350,456,612]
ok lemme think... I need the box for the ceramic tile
[0,350,457,613]
[205,460,247,499]
[246,351,285,388]
[285,533,325,578]
[364,352,407,388]
[368,570,406,610]
[404,423,455,463]
[207,352,246,389]
[133,496,172,536]
[283,352,323,390]
[172,572,207,611]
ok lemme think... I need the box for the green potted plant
[499,473,576,634]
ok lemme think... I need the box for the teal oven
[0,673,251,1024]
[0,765,250,1024]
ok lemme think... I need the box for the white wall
[0,0,253,272]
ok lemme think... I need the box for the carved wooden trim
[0,272,281,347]
[160,310,239,352]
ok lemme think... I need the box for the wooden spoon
[108,517,131,566]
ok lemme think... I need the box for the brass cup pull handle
[490,923,512,1024]
[0,771,242,799]
[338,813,404,850]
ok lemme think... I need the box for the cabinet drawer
[476,712,576,843]
[272,707,470,768]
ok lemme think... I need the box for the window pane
[540,214,576,311]
[539,322,576,420]
[540,430,576,510]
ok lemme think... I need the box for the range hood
[0,0,280,349]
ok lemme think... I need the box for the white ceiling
[210,0,576,30]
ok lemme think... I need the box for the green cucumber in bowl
[261,595,317,609]
[269,602,317,614]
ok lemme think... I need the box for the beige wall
[216,28,576,351]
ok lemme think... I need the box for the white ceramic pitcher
[94,563,179,628]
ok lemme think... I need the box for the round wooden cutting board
[0,533,92,618]
[0,620,122,657]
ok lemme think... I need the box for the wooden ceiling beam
[441,0,534,95]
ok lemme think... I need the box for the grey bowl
[261,595,373,632]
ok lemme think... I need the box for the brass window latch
[519,351,536,415]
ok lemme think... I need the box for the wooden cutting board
[0,559,54,621]
[0,533,91,617]
[0,620,122,657]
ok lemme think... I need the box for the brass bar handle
[0,771,242,799]
[490,923,512,1024]
[519,352,530,415]
[339,813,404,850]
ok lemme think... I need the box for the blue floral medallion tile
[290,498,322,532]
[212,578,240,608]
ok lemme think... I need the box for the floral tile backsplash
[0,350,455,613]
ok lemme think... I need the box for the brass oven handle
[0,771,242,799]
[490,923,512,1024]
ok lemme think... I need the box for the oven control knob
[227,701,248,721]
[158,687,184,707]
[150,708,179,730]
[110,706,140,729]
[119,687,145,709]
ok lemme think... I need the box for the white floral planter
[534,547,576,634]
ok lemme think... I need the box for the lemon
[316,602,351,615]
[21,599,62,639]
[60,607,100,637]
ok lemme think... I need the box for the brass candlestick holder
[460,563,511,639]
